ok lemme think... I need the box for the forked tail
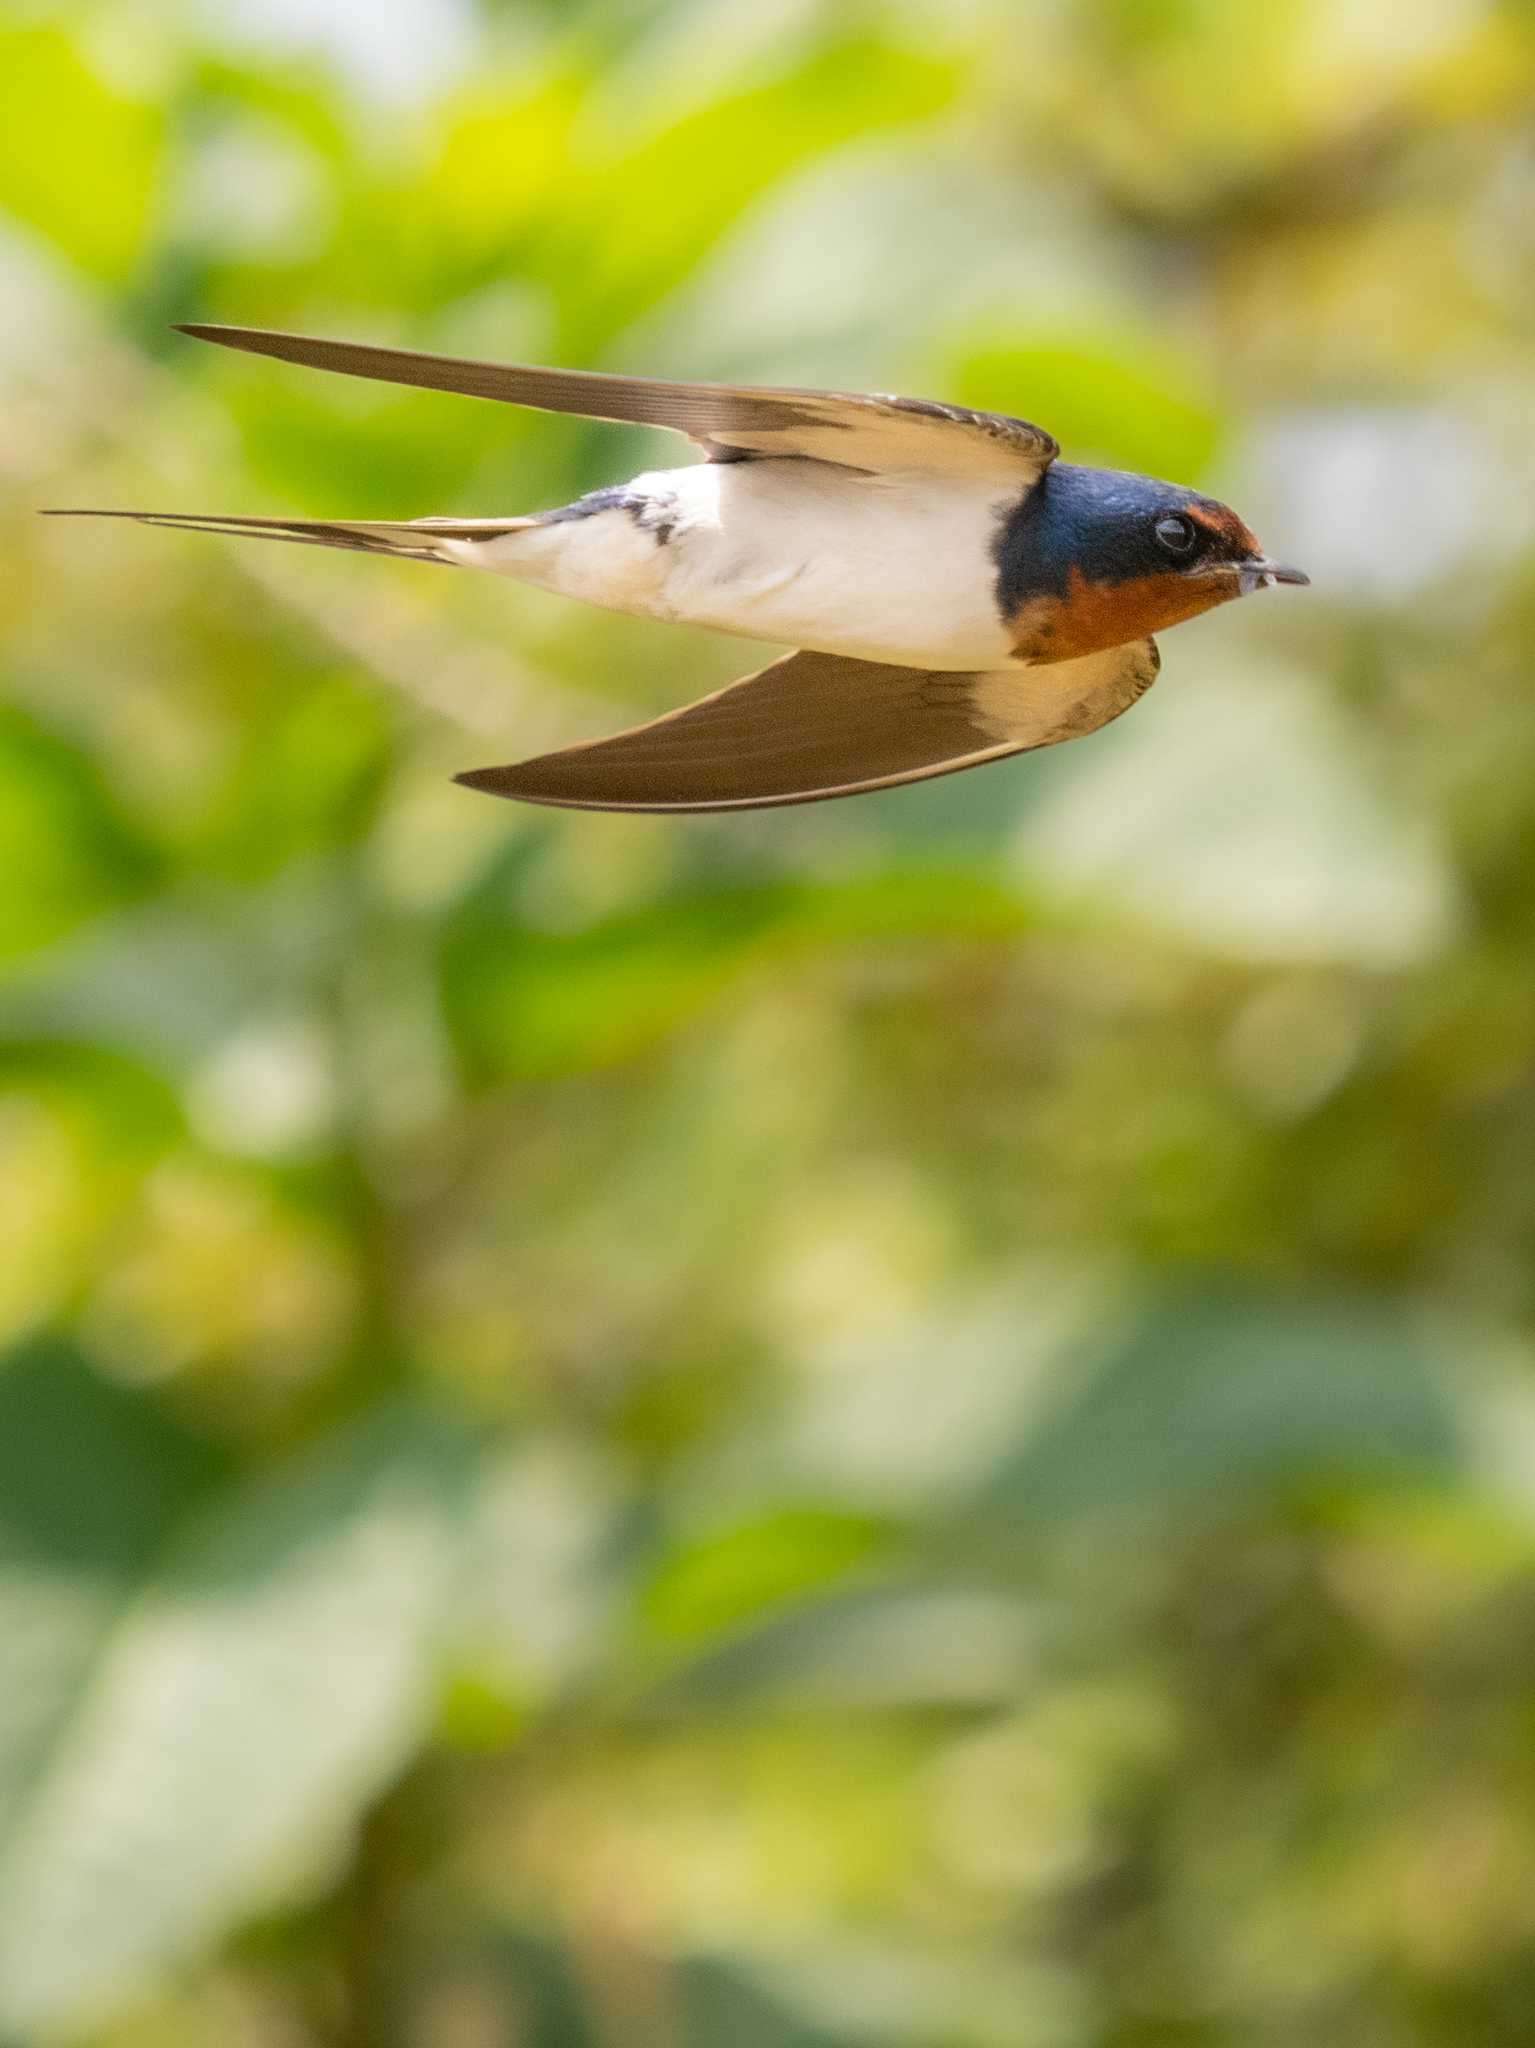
[38,508,531,563]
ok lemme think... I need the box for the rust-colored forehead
[1187,501,1259,554]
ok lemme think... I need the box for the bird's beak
[1235,556,1310,594]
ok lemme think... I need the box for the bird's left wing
[455,640,1159,813]
[176,325,1059,482]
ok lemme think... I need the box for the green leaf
[0,1380,475,2037]
[423,1935,866,2048]
[640,1508,891,1646]
[0,1343,225,1849]
[565,36,959,326]
[0,26,165,279]
[2,874,349,1075]
[955,332,1226,482]
[439,1929,601,2048]
[199,670,394,879]
[680,1952,850,2048]
[963,1284,1464,1537]
[0,706,159,965]
[443,866,1035,1080]
[655,1587,1038,1715]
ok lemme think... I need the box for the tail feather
[39,507,530,563]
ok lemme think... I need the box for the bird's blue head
[995,463,1308,663]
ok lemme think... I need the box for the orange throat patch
[1009,565,1233,664]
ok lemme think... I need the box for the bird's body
[47,324,1307,811]
[464,459,1018,670]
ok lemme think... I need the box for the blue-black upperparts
[992,461,1258,616]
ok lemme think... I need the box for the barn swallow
[48,325,1307,812]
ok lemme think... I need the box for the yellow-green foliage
[4,3,1535,2043]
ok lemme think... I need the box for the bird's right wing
[176,325,1060,483]
[455,640,1159,813]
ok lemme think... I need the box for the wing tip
[454,766,624,814]
[456,765,572,805]
[174,322,283,355]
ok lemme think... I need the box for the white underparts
[445,460,1024,672]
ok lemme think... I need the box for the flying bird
[48,325,1308,813]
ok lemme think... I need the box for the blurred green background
[4,1,1535,2043]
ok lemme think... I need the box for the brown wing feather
[455,641,1158,814]
[175,325,1059,480]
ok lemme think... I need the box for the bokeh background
[5,1,1535,2042]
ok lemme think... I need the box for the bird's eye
[1155,514,1197,557]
